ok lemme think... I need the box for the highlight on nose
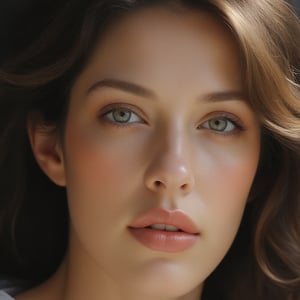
[143,136,196,195]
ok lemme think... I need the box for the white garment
[0,291,14,300]
[0,278,28,299]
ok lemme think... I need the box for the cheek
[62,122,150,231]
[194,133,260,241]
[196,131,260,202]
[64,126,141,191]
[62,125,143,249]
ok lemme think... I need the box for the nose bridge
[144,124,195,194]
[160,127,188,170]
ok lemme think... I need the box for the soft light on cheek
[200,130,260,170]
[67,130,114,180]
[193,133,260,207]
[198,145,259,251]
[64,125,146,188]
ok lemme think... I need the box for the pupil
[210,118,226,131]
[113,109,131,122]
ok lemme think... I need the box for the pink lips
[128,208,200,253]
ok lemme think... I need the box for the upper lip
[128,208,200,234]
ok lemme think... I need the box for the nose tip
[145,164,195,195]
[144,129,195,196]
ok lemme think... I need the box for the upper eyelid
[100,103,134,113]
[100,103,146,119]
[200,112,244,127]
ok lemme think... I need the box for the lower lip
[129,227,198,253]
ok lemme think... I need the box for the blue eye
[104,108,142,124]
[202,117,237,133]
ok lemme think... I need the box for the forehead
[72,6,243,100]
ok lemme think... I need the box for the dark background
[0,0,64,64]
[0,0,299,64]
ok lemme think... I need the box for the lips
[128,208,200,253]
[129,208,199,234]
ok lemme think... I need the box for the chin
[122,263,203,299]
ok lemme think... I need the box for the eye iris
[209,118,227,131]
[112,109,131,123]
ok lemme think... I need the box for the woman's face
[59,6,260,300]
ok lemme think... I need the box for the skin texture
[22,6,261,300]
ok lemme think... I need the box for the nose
[144,132,195,196]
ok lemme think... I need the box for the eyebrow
[86,78,246,102]
[202,91,246,102]
[86,78,156,99]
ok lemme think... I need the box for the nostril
[154,181,162,187]
[181,183,188,190]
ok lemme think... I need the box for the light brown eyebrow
[202,91,246,102]
[87,78,246,103]
[86,78,156,99]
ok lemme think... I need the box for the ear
[27,120,66,187]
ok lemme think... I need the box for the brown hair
[203,1,300,299]
[0,1,299,299]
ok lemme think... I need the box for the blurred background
[0,0,299,65]
[0,0,64,64]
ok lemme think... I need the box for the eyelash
[99,104,145,128]
[99,105,245,134]
[199,112,245,135]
